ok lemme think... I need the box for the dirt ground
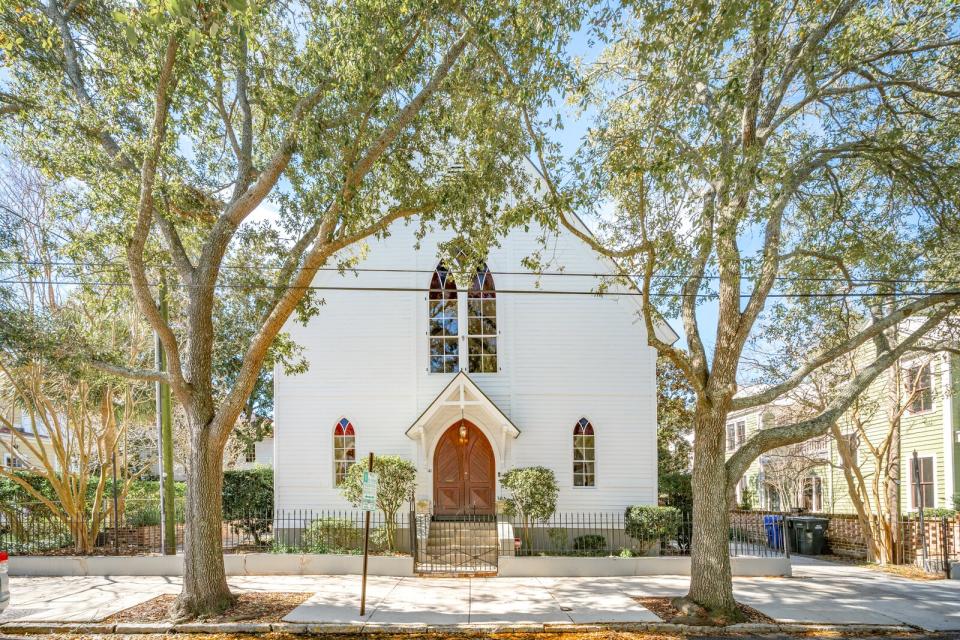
[105,593,312,624]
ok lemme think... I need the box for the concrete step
[421,552,498,565]
[425,544,499,553]
[426,532,497,539]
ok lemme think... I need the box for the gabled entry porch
[406,371,521,517]
[406,372,520,574]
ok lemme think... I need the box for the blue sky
[541,26,744,357]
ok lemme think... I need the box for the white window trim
[332,417,357,488]
[427,263,500,375]
[902,358,936,416]
[907,452,937,511]
[800,475,823,512]
[571,416,598,489]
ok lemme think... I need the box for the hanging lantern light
[458,411,468,444]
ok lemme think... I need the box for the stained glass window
[573,418,595,487]
[467,264,497,373]
[429,264,459,373]
[333,418,356,486]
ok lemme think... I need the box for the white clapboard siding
[273,217,659,512]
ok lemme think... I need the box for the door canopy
[406,371,521,443]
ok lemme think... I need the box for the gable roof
[563,210,681,346]
[405,371,521,438]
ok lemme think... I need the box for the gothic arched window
[467,264,497,373]
[429,264,459,373]
[333,418,356,486]
[573,418,595,487]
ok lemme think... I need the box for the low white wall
[498,556,792,578]
[9,554,413,577]
[10,553,788,578]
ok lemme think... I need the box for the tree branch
[155,197,195,283]
[726,303,959,482]
[125,36,189,401]
[732,291,960,410]
[90,361,169,384]
[208,30,474,445]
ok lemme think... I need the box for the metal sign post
[360,453,377,616]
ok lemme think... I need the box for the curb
[0,620,921,635]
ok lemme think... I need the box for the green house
[727,349,959,515]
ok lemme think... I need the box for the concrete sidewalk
[1,558,958,631]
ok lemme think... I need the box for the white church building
[272,216,671,517]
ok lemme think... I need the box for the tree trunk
[686,408,737,615]
[175,411,233,618]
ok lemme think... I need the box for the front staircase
[414,518,499,576]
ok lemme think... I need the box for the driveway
[1,557,957,631]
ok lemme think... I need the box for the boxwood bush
[222,467,274,544]
[624,505,681,542]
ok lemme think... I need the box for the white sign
[361,471,378,511]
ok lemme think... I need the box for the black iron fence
[0,500,415,556]
[731,509,960,576]
[2,501,791,560]
[500,510,783,558]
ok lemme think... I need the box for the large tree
[0,0,581,616]
[528,0,960,620]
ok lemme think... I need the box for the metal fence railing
[500,510,783,558]
[15,497,956,577]
[0,501,414,556]
[731,509,960,576]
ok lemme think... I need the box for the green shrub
[922,508,957,519]
[302,517,362,553]
[738,487,755,511]
[125,503,162,527]
[339,455,416,552]
[572,534,606,552]
[501,466,559,553]
[222,467,274,544]
[547,527,568,551]
[624,505,682,541]
[500,467,559,522]
[618,548,634,558]
[658,472,692,514]
[370,526,391,552]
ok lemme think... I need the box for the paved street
[1,557,958,630]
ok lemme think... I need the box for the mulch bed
[105,592,311,623]
[634,597,774,624]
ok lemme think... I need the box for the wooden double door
[433,420,496,516]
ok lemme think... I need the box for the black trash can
[787,516,829,554]
[785,517,800,553]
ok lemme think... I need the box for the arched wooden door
[433,420,496,516]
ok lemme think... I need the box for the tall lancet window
[467,264,497,373]
[573,418,596,487]
[429,263,459,373]
[333,418,355,486]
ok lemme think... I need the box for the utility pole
[155,275,176,555]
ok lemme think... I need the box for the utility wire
[1,260,958,288]
[1,277,956,300]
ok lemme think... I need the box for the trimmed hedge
[222,467,274,544]
[624,505,682,541]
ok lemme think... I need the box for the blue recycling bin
[763,515,784,551]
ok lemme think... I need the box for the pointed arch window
[467,264,497,373]
[333,418,356,486]
[429,264,459,373]
[573,418,595,487]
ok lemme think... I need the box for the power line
[1,259,958,288]
[1,277,956,300]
